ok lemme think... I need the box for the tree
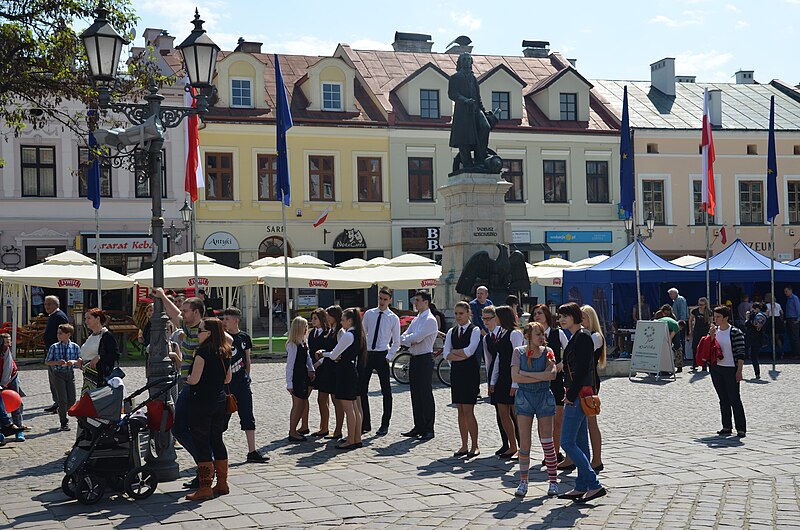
[0,0,166,136]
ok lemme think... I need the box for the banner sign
[545,231,612,244]
[629,320,675,379]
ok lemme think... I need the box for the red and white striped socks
[541,437,558,484]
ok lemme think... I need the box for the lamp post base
[144,351,181,481]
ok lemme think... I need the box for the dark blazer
[44,309,69,349]
[562,328,596,403]
[96,330,120,383]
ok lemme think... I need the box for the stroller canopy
[69,386,123,422]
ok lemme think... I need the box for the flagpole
[705,211,710,304]
[191,202,199,296]
[95,209,102,310]
[281,203,290,332]
[767,95,779,372]
[634,200,642,322]
[771,218,776,371]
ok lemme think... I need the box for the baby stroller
[62,372,178,504]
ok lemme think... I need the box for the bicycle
[391,347,451,387]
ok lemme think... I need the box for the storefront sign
[265,225,285,233]
[57,279,82,288]
[86,236,167,254]
[204,232,240,251]
[401,227,441,252]
[297,289,318,308]
[545,231,612,244]
[188,277,210,287]
[746,241,773,252]
[333,229,366,249]
[512,231,531,244]
[308,279,329,288]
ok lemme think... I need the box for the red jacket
[695,335,723,366]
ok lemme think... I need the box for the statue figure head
[456,52,473,72]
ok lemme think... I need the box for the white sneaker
[547,483,560,496]
[515,481,528,497]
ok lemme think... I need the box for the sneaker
[246,451,269,463]
[15,432,25,442]
[514,481,528,497]
[174,441,184,450]
[547,483,560,497]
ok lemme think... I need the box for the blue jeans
[173,386,197,458]
[561,402,602,492]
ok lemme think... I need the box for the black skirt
[450,358,480,405]
[491,365,515,405]
[313,358,337,395]
[334,360,358,401]
[292,374,310,400]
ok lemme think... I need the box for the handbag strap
[218,355,231,395]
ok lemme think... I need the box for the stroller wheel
[74,472,105,505]
[61,474,77,499]
[124,467,158,500]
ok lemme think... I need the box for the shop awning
[130,252,259,288]
[5,250,134,290]
[252,264,374,289]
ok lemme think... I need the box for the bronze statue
[448,52,502,175]
[456,244,530,303]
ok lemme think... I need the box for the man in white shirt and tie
[400,290,439,440]
[361,287,402,436]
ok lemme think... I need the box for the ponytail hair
[343,307,367,365]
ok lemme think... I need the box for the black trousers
[409,353,435,433]
[359,351,392,429]
[189,398,228,462]
[710,365,747,432]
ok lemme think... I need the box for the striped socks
[518,449,530,483]
[541,438,557,484]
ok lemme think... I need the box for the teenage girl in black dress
[286,317,313,442]
[313,305,345,439]
[307,308,330,436]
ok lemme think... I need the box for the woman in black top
[557,303,605,503]
[485,305,523,459]
[307,308,331,436]
[80,308,119,392]
[321,308,366,450]
[690,297,712,370]
[313,305,345,439]
[185,317,232,502]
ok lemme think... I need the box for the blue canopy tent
[690,239,800,283]
[563,241,707,335]
[788,257,800,267]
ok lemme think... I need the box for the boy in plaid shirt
[44,324,81,431]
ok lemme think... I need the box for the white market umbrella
[252,265,374,289]
[363,264,442,290]
[532,257,574,268]
[670,255,706,267]
[337,258,370,269]
[526,264,566,287]
[573,255,610,268]
[388,253,435,266]
[131,252,259,288]
[365,256,391,267]
[248,256,281,268]
[6,250,134,290]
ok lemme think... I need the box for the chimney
[155,30,175,52]
[522,40,550,58]
[567,58,577,67]
[392,32,433,52]
[445,35,473,54]
[234,38,263,54]
[676,75,696,83]
[650,57,676,96]
[708,89,722,127]
[735,69,755,84]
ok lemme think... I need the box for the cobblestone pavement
[2,360,800,529]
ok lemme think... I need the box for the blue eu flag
[619,86,635,219]
[767,95,779,222]
[87,125,101,210]
[275,54,293,207]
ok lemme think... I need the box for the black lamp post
[81,4,219,481]
[179,200,193,251]
[625,211,656,242]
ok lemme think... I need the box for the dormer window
[322,82,342,111]
[231,78,252,108]
[559,93,577,121]
[420,89,440,118]
[492,91,510,120]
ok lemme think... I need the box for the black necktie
[459,327,464,339]
[371,311,383,350]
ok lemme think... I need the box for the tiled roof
[592,79,800,131]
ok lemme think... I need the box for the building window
[559,93,577,121]
[357,157,382,202]
[322,83,342,111]
[78,147,112,198]
[692,180,706,225]
[231,79,252,108]
[257,154,278,201]
[135,149,168,198]
[492,91,510,120]
[543,160,567,203]
[739,181,763,225]
[794,145,800,155]
[747,144,758,155]
[647,143,659,154]
[642,179,665,225]
[420,89,439,119]
[586,161,609,204]
[408,157,434,202]
[788,182,800,225]
[205,152,234,200]
[309,155,335,201]
[21,146,56,197]
[502,159,523,202]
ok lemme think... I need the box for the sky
[129,0,799,84]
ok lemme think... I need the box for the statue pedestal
[434,172,511,314]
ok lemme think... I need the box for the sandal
[558,490,586,500]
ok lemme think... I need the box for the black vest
[293,342,310,385]
[450,323,478,365]
[340,329,360,365]
[308,328,327,355]
[548,327,563,363]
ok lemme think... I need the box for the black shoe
[246,451,269,463]
[401,430,421,437]
[182,475,199,489]
[717,429,733,436]
[676,367,683,373]
[297,428,310,435]
[361,427,371,434]
[494,445,509,456]
[575,487,607,504]
[44,403,58,414]
[558,490,586,500]
[736,431,746,438]
[288,434,307,442]
[418,432,435,440]
[557,463,577,472]
[557,452,565,463]
[60,424,71,432]
[376,426,388,436]
[592,464,604,473]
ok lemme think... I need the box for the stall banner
[629,320,675,378]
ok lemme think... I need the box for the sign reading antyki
[333,229,366,249]
[204,232,240,251]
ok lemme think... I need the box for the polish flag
[184,78,204,202]
[313,207,331,228]
[701,88,716,217]
[720,226,727,245]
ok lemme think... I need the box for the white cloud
[725,4,742,12]
[649,10,704,27]
[265,36,338,56]
[675,50,734,77]
[349,39,393,51]
[134,0,227,35]
[735,20,749,29]
[450,11,482,31]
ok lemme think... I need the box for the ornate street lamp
[179,200,193,252]
[82,4,218,481]
[625,211,656,242]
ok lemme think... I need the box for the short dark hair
[222,307,241,318]
[183,297,205,314]
[557,302,583,325]
[414,290,432,303]
[58,324,75,336]
[505,295,519,306]
[378,286,393,298]
[495,305,517,331]
[713,305,732,321]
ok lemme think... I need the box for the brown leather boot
[211,459,229,496]
[185,462,214,501]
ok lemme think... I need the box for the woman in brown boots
[185,317,232,501]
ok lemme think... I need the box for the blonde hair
[288,316,309,345]
[523,321,547,344]
[581,304,606,368]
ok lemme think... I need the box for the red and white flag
[313,207,331,228]
[184,77,204,202]
[701,88,716,217]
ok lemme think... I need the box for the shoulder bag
[220,357,238,414]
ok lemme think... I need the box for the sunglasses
[198,328,209,333]
[481,316,494,320]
